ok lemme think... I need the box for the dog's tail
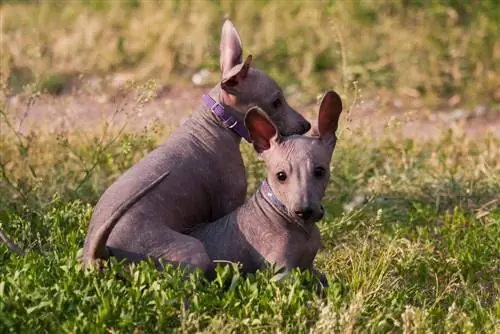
[0,228,24,256]
[83,170,171,269]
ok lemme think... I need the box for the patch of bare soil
[5,84,500,140]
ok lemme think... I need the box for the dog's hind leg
[106,221,212,276]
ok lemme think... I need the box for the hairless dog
[189,91,343,284]
[82,19,310,272]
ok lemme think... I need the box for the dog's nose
[301,121,311,134]
[295,207,314,220]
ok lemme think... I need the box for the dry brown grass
[2,1,499,108]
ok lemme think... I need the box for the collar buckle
[202,94,251,142]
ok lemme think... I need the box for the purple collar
[202,94,252,143]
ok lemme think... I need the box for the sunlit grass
[1,86,499,331]
[2,0,499,108]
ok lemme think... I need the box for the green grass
[2,0,500,109]
[1,90,499,332]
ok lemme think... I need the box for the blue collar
[259,179,288,215]
[259,179,323,238]
[259,179,311,238]
[202,94,252,143]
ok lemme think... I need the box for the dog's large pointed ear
[245,106,280,153]
[318,90,343,146]
[220,20,252,89]
[220,19,243,75]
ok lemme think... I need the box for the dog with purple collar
[82,19,310,273]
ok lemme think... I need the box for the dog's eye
[272,98,282,109]
[276,171,287,182]
[314,167,326,178]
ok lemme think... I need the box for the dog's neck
[236,181,315,239]
[191,84,248,144]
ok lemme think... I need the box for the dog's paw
[311,270,329,298]
[317,272,329,288]
[271,269,293,283]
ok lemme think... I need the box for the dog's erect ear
[318,90,343,146]
[245,106,279,153]
[221,55,252,90]
[220,19,243,75]
[220,20,252,90]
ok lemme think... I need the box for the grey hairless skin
[189,91,343,284]
[81,19,310,272]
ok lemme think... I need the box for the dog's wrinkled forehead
[265,135,332,168]
[237,68,281,103]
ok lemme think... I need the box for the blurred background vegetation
[2,0,499,110]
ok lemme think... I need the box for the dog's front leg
[309,266,328,288]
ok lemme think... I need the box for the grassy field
[1,88,499,331]
[1,0,500,333]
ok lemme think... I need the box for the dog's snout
[295,207,314,220]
